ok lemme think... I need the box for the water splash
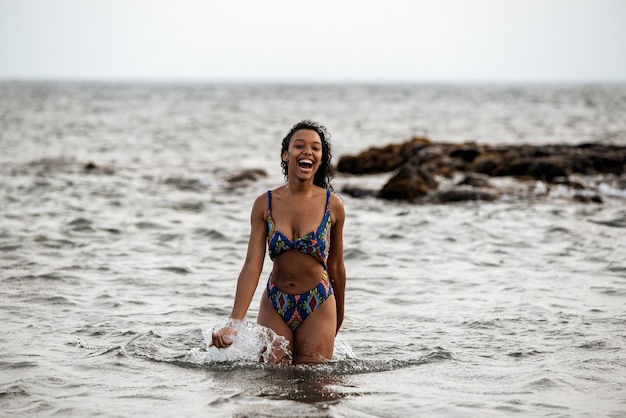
[197,320,360,365]
[333,338,359,361]
[75,337,92,349]
[201,320,292,364]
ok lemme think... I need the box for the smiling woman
[210,120,346,364]
[280,121,335,190]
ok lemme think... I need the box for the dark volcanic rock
[337,138,626,203]
[226,168,268,183]
[496,156,571,181]
[450,146,481,163]
[435,187,500,203]
[336,143,404,174]
[458,173,493,188]
[379,163,430,201]
[341,186,377,198]
[336,136,431,174]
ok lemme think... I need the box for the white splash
[202,319,291,364]
[332,338,359,361]
[198,319,359,364]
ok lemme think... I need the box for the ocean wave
[590,217,626,228]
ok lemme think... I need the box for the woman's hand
[210,327,237,349]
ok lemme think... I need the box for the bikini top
[266,189,331,269]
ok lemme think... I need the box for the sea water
[1,82,625,417]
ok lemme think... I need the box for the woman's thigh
[293,295,337,364]
[257,293,294,362]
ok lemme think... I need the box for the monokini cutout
[265,190,333,330]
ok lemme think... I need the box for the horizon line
[2,76,626,86]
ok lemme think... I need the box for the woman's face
[282,129,323,181]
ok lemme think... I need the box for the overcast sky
[1,0,625,83]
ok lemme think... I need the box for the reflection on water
[208,364,360,418]
[259,368,354,404]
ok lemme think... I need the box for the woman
[211,120,346,364]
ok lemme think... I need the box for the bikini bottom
[266,271,333,331]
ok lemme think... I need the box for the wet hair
[280,120,334,190]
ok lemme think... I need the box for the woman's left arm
[327,193,346,334]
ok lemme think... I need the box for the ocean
[1,81,625,417]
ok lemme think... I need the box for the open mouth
[298,159,314,170]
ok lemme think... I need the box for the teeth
[300,159,313,164]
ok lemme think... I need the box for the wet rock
[496,156,571,181]
[473,156,502,176]
[587,152,625,175]
[414,146,445,165]
[435,187,500,203]
[552,176,585,190]
[340,186,377,198]
[458,173,493,188]
[336,137,626,203]
[337,136,431,174]
[83,160,114,175]
[379,163,429,201]
[450,146,481,163]
[573,193,603,204]
[402,143,432,161]
[336,143,405,174]
[226,168,268,183]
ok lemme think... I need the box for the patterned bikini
[266,189,333,331]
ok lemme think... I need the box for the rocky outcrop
[226,168,268,184]
[337,137,626,203]
[378,163,437,201]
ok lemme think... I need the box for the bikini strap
[324,189,331,211]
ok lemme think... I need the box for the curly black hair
[280,120,334,190]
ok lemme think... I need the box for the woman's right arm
[211,194,268,348]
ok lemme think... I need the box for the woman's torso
[266,187,331,293]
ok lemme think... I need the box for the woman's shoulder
[251,186,288,212]
[328,188,343,203]
[266,185,289,197]
[254,185,286,198]
[329,190,345,217]
[250,191,271,216]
